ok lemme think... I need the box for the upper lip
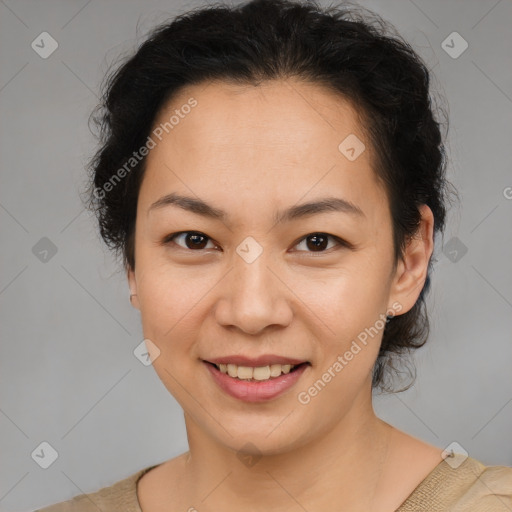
[205,355,308,367]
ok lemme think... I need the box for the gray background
[0,0,511,510]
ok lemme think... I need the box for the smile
[203,361,310,402]
[214,362,297,381]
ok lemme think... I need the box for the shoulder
[456,457,512,510]
[33,465,159,512]
[397,455,512,511]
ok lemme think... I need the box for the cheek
[299,258,391,329]
[295,275,387,410]
[135,255,227,370]
[138,269,204,396]
[136,261,204,340]
[294,258,391,383]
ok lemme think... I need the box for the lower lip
[204,362,309,402]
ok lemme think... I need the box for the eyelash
[162,231,352,255]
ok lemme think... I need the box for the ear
[127,266,140,310]
[388,204,435,314]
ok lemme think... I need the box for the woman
[36,0,512,510]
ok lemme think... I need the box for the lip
[205,355,308,366]
[204,361,310,402]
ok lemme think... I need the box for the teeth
[227,364,238,378]
[270,364,282,377]
[253,366,271,380]
[215,363,297,381]
[237,365,253,380]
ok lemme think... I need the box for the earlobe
[127,267,140,310]
[388,204,434,314]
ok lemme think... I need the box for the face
[128,78,432,455]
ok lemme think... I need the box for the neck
[182,392,392,511]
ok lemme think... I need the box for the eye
[292,233,349,254]
[164,231,218,251]
[162,231,351,254]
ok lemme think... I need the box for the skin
[127,78,443,511]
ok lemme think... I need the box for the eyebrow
[148,192,365,224]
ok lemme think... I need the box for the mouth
[203,359,311,402]
[205,361,309,381]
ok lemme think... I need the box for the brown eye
[306,234,328,251]
[166,231,216,250]
[294,233,345,253]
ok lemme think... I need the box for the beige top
[34,456,512,511]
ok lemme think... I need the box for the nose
[214,250,293,335]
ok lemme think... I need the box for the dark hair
[84,0,455,393]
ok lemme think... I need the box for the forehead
[139,78,385,223]
[151,78,368,158]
